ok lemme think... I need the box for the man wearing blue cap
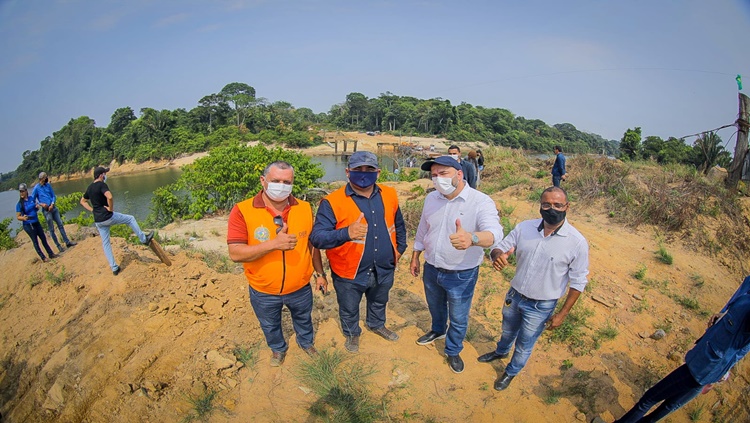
[410,156,503,373]
[311,151,407,353]
[32,171,76,252]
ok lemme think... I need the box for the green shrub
[0,218,17,250]
[148,143,323,226]
[656,245,673,265]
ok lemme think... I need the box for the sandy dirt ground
[2,146,750,422]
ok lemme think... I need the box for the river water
[0,156,359,233]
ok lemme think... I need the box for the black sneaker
[416,331,446,346]
[57,245,65,253]
[447,355,464,374]
[369,326,399,341]
[477,350,509,363]
[143,231,154,245]
[66,241,77,247]
[49,253,58,259]
[113,266,121,276]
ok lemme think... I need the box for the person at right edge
[614,275,750,423]
[479,186,589,391]
[552,145,567,187]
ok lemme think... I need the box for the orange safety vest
[324,185,399,280]
[237,198,313,295]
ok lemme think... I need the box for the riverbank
[47,132,486,183]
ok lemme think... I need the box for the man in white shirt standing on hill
[478,186,589,391]
[410,156,503,374]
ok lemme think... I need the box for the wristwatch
[313,272,327,279]
[471,233,479,245]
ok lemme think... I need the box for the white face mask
[103,175,108,183]
[432,176,457,196]
[266,182,293,201]
[449,154,460,161]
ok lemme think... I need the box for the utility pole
[727,93,750,189]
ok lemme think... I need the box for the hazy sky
[1,0,748,173]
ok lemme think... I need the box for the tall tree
[619,127,642,161]
[219,82,256,128]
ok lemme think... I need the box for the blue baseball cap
[348,151,379,169]
[421,156,462,172]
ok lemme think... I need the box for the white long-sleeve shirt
[497,218,589,300]
[414,186,503,270]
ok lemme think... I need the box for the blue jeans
[23,222,55,260]
[552,175,562,187]
[614,364,703,423]
[422,262,479,356]
[94,212,147,271]
[333,270,394,337]
[495,288,558,376]
[43,207,70,248]
[249,285,314,352]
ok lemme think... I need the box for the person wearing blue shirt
[552,145,567,187]
[31,171,76,252]
[15,183,57,262]
[614,275,750,422]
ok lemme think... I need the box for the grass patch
[674,295,701,311]
[295,349,381,422]
[28,274,44,289]
[182,388,221,423]
[527,187,544,202]
[45,266,70,286]
[233,343,261,368]
[595,322,618,341]
[630,298,649,314]
[464,325,479,342]
[655,244,673,265]
[633,265,647,280]
[690,273,705,288]
[401,198,425,237]
[560,359,574,371]
[548,305,594,355]
[686,400,705,421]
[409,185,425,195]
[543,387,562,404]
[534,169,548,179]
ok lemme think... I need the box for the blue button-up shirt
[686,275,750,385]
[310,184,407,286]
[496,218,589,300]
[31,182,57,207]
[552,153,566,177]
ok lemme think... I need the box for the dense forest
[0,82,732,189]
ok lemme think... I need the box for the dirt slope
[0,181,748,423]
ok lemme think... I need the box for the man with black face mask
[477,186,589,391]
[311,151,407,353]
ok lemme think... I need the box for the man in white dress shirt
[478,186,589,391]
[410,156,503,374]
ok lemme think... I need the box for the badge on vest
[254,225,271,242]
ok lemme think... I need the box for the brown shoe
[303,346,318,357]
[344,335,360,353]
[270,351,286,367]
[369,326,399,341]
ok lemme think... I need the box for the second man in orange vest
[311,151,407,353]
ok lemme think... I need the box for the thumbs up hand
[348,212,368,241]
[449,218,473,250]
[275,222,298,251]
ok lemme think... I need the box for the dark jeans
[422,262,479,356]
[43,207,70,248]
[615,364,703,423]
[249,284,314,353]
[23,222,54,260]
[333,270,394,337]
[552,175,562,187]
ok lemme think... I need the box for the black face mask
[540,208,566,226]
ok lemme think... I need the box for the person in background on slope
[16,183,57,262]
[448,145,477,189]
[80,167,153,276]
[614,275,750,423]
[32,171,76,253]
[552,145,567,187]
